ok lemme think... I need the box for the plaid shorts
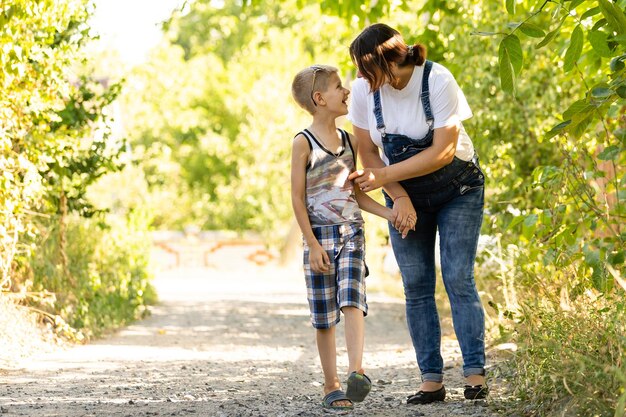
[303,222,368,329]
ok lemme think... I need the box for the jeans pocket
[459,184,483,195]
[459,169,485,195]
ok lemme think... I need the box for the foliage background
[1,0,154,340]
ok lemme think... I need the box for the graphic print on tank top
[300,129,364,227]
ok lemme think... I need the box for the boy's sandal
[322,389,354,410]
[464,384,489,400]
[345,371,372,402]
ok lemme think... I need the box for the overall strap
[372,59,434,135]
[421,60,434,129]
[373,89,385,135]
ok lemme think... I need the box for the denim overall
[375,60,486,382]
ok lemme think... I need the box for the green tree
[2,0,154,339]
[121,0,362,235]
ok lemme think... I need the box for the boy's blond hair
[291,65,338,115]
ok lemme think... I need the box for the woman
[347,23,488,404]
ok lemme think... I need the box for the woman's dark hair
[349,23,426,91]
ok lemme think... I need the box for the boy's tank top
[299,128,364,227]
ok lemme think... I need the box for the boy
[290,65,413,410]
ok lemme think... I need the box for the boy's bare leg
[316,327,352,406]
[343,307,365,374]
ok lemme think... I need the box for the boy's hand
[392,197,417,239]
[309,243,331,273]
[398,218,416,239]
[386,207,414,239]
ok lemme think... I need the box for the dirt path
[0,246,500,417]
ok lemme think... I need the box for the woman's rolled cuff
[421,373,444,383]
[463,367,486,378]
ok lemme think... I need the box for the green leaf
[617,85,626,98]
[498,39,515,94]
[615,392,626,417]
[615,128,626,145]
[563,25,583,72]
[592,18,608,31]
[570,0,585,9]
[615,34,626,45]
[536,26,560,49]
[570,113,594,138]
[519,22,545,38]
[506,0,515,15]
[544,120,572,139]
[588,30,613,57]
[591,86,612,98]
[613,249,626,265]
[592,266,608,292]
[563,99,594,119]
[597,145,621,160]
[503,34,523,75]
[581,6,601,19]
[522,213,538,240]
[598,0,626,35]
[524,213,538,227]
[507,214,525,230]
[611,56,626,71]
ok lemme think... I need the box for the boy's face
[318,72,350,116]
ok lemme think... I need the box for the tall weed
[502,296,625,416]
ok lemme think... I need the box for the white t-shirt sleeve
[430,65,473,129]
[347,79,369,130]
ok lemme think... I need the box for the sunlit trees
[120,0,359,236]
[1,0,153,339]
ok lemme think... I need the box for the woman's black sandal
[407,385,446,404]
[464,384,489,400]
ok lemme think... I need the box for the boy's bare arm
[351,127,416,234]
[349,130,414,238]
[291,135,330,272]
[354,187,393,222]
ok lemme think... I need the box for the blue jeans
[384,157,486,383]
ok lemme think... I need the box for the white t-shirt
[347,62,474,165]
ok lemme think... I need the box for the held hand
[398,218,415,239]
[348,168,386,192]
[393,196,417,238]
[309,243,330,273]
[385,208,414,239]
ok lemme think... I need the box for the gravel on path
[0,246,502,417]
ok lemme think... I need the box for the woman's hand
[348,168,387,192]
[309,242,330,273]
[393,196,417,238]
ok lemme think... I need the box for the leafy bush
[23,210,156,340]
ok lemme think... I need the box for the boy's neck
[309,114,338,135]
